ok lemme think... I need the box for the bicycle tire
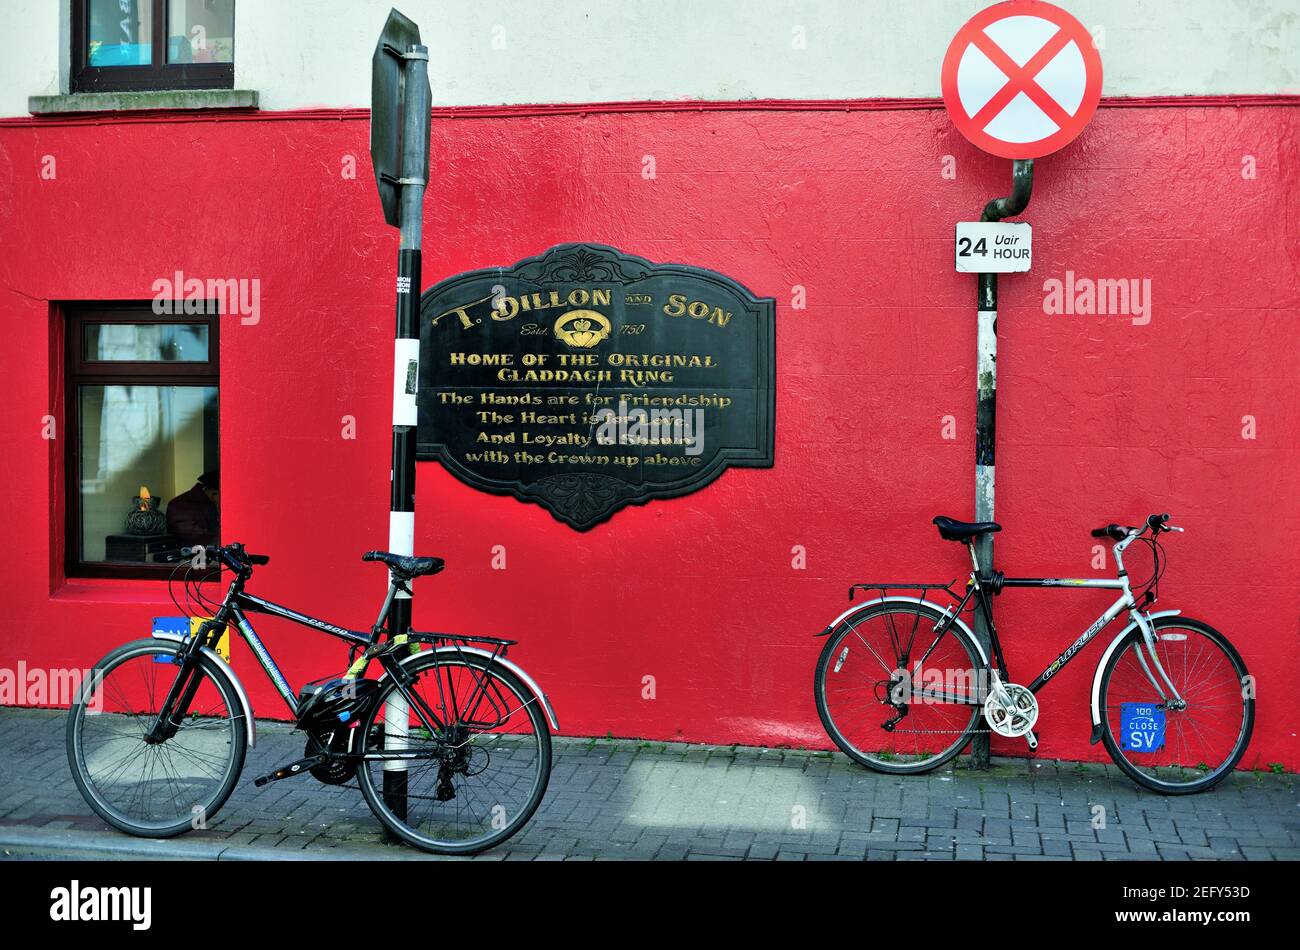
[1098,617,1254,795]
[815,601,984,775]
[67,638,247,837]
[357,650,551,855]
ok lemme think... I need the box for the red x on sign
[941,0,1103,160]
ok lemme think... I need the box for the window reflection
[88,0,154,67]
[83,324,210,362]
[167,0,235,64]
[77,385,219,563]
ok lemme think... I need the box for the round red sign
[941,0,1103,160]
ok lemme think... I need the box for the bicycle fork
[144,648,208,744]
[1128,610,1187,711]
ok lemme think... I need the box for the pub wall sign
[416,244,776,530]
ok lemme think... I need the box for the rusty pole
[970,158,1033,769]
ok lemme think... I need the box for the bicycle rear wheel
[815,602,984,774]
[66,638,246,836]
[357,651,551,855]
[1098,617,1253,794]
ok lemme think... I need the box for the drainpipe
[971,158,1033,769]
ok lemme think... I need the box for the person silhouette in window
[167,470,219,547]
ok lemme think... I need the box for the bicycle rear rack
[406,632,519,730]
[847,581,960,603]
[408,631,516,656]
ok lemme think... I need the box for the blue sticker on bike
[1121,703,1165,753]
[152,616,190,662]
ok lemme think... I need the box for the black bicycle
[814,513,1253,794]
[67,542,556,854]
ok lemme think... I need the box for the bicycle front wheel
[815,602,984,774]
[66,638,247,837]
[357,651,552,855]
[1098,617,1254,794]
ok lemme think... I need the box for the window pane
[77,385,219,564]
[167,0,235,64]
[87,0,154,66]
[83,323,210,362]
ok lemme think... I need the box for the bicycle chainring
[983,683,1039,738]
[305,730,359,785]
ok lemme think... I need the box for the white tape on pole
[388,510,415,554]
[383,686,410,773]
[388,510,415,598]
[392,338,419,426]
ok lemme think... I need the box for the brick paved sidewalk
[1,708,1295,860]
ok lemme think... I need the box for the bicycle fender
[150,631,257,748]
[384,646,560,732]
[1087,610,1182,744]
[818,596,990,667]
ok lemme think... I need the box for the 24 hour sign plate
[955,221,1032,273]
[416,244,776,530]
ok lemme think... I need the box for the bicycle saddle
[932,516,1002,543]
[362,550,445,578]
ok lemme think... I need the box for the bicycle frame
[907,531,1185,708]
[148,570,527,759]
[228,593,372,719]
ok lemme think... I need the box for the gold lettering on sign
[430,293,498,329]
[663,294,732,327]
[491,288,613,321]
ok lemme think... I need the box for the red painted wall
[1,101,1297,768]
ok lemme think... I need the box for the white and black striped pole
[371,9,431,824]
[970,158,1033,769]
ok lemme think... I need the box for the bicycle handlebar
[180,543,269,569]
[1090,513,1176,542]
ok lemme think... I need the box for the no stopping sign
[941,0,1103,160]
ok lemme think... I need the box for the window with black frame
[73,0,235,93]
[66,307,220,579]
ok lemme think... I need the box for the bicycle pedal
[253,754,327,787]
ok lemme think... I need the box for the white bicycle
[814,513,1254,794]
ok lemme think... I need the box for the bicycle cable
[167,560,188,618]
[1129,534,1166,603]
[187,566,224,616]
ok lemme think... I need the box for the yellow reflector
[192,615,231,662]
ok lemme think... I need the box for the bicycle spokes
[362,657,548,849]
[70,644,243,833]
[1102,624,1251,789]
[818,605,983,771]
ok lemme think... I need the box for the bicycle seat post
[371,574,408,643]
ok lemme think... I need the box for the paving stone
[3,707,1293,862]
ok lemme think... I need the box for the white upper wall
[5,0,67,115]
[4,0,1299,117]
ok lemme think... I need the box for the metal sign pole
[381,41,429,826]
[970,158,1033,769]
[371,8,431,826]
